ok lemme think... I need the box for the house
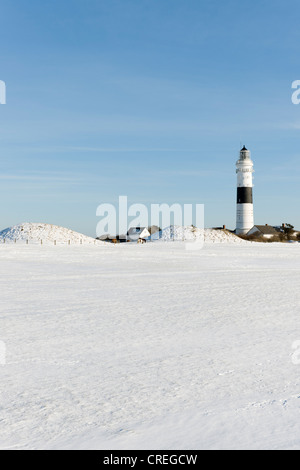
[127,227,151,242]
[247,225,280,239]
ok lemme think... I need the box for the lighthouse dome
[239,145,251,161]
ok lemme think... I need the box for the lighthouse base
[236,203,254,235]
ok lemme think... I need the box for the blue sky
[1,0,300,236]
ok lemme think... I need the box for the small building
[127,227,151,243]
[247,225,280,239]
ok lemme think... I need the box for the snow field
[0,241,300,449]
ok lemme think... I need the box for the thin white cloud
[0,173,82,183]
[62,146,198,153]
[9,145,201,154]
[275,122,300,130]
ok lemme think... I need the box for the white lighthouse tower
[236,145,254,235]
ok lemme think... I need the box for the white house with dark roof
[247,225,280,239]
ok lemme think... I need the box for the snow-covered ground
[1,241,300,450]
[153,225,247,244]
[0,223,103,245]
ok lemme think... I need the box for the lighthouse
[236,146,254,235]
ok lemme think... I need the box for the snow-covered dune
[151,225,248,244]
[0,223,247,246]
[203,228,249,244]
[0,223,103,245]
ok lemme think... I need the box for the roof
[241,145,248,151]
[250,225,279,235]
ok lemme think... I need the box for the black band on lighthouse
[237,187,253,204]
